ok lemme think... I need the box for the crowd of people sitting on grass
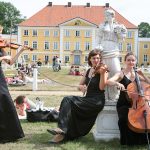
[69,65,87,76]
[5,62,47,86]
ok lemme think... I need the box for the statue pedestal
[93,101,119,141]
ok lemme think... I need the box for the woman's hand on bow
[116,82,125,91]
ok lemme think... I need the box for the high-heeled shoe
[47,128,65,135]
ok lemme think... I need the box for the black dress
[0,49,24,142]
[117,74,149,145]
[58,69,105,140]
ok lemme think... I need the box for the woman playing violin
[0,38,29,142]
[47,48,108,143]
[106,52,150,145]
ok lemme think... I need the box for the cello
[127,68,150,133]
[127,68,150,147]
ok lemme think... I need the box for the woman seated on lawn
[47,48,108,143]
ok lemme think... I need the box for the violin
[127,68,150,133]
[0,37,33,51]
[93,63,109,74]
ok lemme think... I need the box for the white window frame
[44,30,50,37]
[127,31,132,38]
[24,41,29,46]
[53,42,58,50]
[75,30,80,37]
[53,30,58,37]
[23,54,29,61]
[126,43,132,51]
[85,30,91,37]
[64,42,70,50]
[32,29,38,36]
[85,42,90,51]
[65,56,69,63]
[75,42,80,50]
[144,55,148,62]
[32,54,37,62]
[23,30,28,36]
[32,41,38,49]
[143,44,148,49]
[64,30,70,37]
[45,55,49,62]
[44,41,50,50]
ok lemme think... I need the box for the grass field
[0,95,148,150]
[5,66,82,91]
[1,66,149,150]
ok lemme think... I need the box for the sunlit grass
[1,67,149,150]
[0,95,147,150]
[5,66,82,91]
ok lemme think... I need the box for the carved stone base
[93,101,120,141]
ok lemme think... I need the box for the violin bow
[123,88,150,97]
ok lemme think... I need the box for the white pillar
[92,28,96,49]
[32,66,38,91]
[59,27,64,64]
[93,101,119,141]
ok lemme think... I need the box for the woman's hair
[88,49,102,66]
[14,95,25,104]
[124,52,136,61]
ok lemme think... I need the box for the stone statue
[96,9,127,100]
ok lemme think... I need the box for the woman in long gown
[0,45,27,142]
[106,52,150,145]
[47,49,108,143]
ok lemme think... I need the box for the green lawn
[1,67,149,150]
[0,95,147,150]
[6,66,82,91]
[0,95,148,150]
[5,66,150,92]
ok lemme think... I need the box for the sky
[2,0,150,26]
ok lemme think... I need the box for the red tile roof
[19,4,137,29]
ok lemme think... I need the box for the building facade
[17,2,139,66]
[138,38,150,66]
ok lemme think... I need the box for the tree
[138,22,150,37]
[0,2,25,34]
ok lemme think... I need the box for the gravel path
[10,90,82,96]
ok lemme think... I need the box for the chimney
[48,2,52,6]
[68,2,72,7]
[105,3,109,8]
[86,3,90,7]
